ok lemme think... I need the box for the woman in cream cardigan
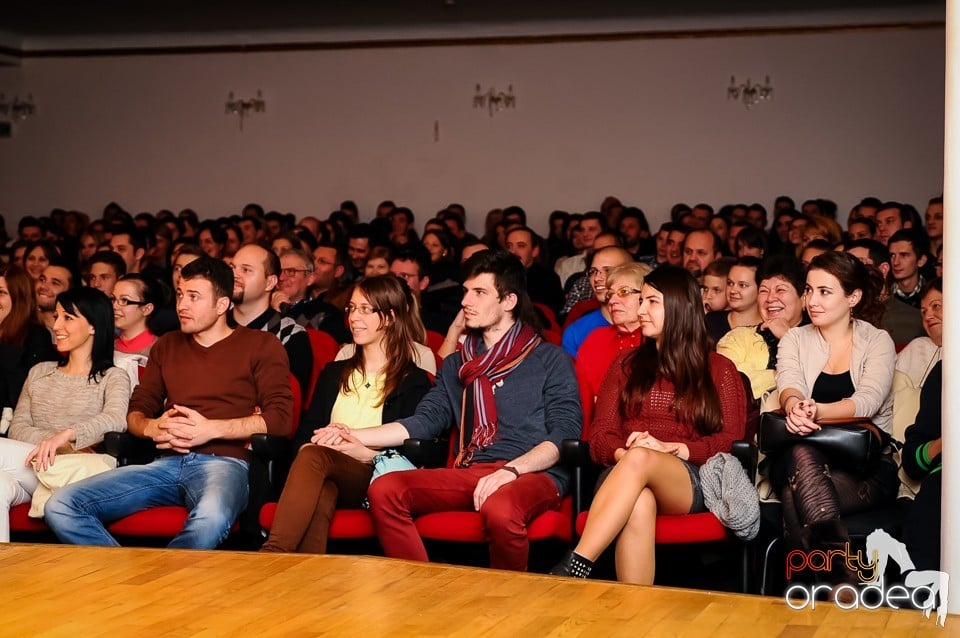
[773,251,898,588]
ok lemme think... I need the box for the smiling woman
[262,275,431,554]
[0,287,129,543]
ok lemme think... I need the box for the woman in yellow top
[261,275,431,554]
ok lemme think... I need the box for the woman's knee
[620,447,657,475]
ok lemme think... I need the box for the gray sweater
[8,363,130,450]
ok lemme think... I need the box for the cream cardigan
[775,319,895,434]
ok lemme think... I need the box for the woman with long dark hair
[551,267,746,583]
[0,287,129,542]
[772,250,896,590]
[0,264,58,420]
[261,275,431,554]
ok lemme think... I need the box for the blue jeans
[44,453,249,549]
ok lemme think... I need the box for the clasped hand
[785,398,819,435]
[310,423,376,463]
[153,405,218,453]
[624,431,679,455]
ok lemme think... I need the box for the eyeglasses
[587,266,615,278]
[110,296,149,307]
[345,304,380,315]
[604,286,642,302]
[280,268,311,277]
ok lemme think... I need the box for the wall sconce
[727,76,773,109]
[0,94,37,120]
[473,84,516,117]
[225,89,266,130]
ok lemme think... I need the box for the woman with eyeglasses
[551,267,746,583]
[0,287,129,542]
[261,275,431,554]
[113,274,161,357]
[574,262,651,426]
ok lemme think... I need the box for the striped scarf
[454,321,541,467]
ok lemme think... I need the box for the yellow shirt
[330,370,385,429]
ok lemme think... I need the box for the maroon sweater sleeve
[253,334,295,436]
[588,351,631,466]
[683,353,747,465]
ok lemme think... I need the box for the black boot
[549,550,594,578]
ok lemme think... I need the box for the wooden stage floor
[0,543,954,637]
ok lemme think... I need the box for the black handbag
[758,410,884,474]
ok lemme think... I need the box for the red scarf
[455,321,541,467]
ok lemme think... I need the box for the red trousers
[366,461,560,571]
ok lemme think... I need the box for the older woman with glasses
[575,262,652,426]
[260,276,431,554]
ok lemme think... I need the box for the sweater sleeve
[254,336,295,437]
[540,345,583,449]
[588,352,629,466]
[902,362,942,480]
[774,326,809,398]
[71,368,130,450]
[399,354,459,440]
[684,354,747,465]
[850,326,896,419]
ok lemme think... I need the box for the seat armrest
[250,433,292,463]
[401,438,448,468]
[103,431,158,466]
[560,438,590,467]
[731,439,758,481]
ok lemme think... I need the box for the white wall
[0,26,945,235]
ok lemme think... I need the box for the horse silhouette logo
[865,529,949,627]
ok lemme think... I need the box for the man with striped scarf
[319,250,583,571]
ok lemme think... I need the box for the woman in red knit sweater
[551,266,746,584]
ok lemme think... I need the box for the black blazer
[292,358,432,449]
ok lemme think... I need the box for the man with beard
[271,247,349,343]
[230,244,312,399]
[36,260,78,331]
[682,229,722,284]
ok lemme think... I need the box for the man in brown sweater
[45,257,293,549]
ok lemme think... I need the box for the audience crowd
[0,193,945,594]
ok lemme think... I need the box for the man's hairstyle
[816,198,838,219]
[377,200,396,212]
[619,207,650,233]
[348,223,372,241]
[888,228,930,258]
[774,195,796,209]
[390,207,415,224]
[735,226,767,253]
[502,205,527,225]
[86,250,127,276]
[592,230,622,247]
[315,240,348,268]
[685,228,723,255]
[505,225,538,244]
[198,220,226,245]
[18,216,43,235]
[586,245,633,269]
[703,256,736,279]
[243,203,265,218]
[580,210,608,230]
[755,254,805,296]
[658,221,686,235]
[282,247,316,273]
[877,202,907,224]
[46,253,80,291]
[392,247,429,276]
[174,241,205,260]
[439,210,466,232]
[241,215,263,231]
[848,217,876,235]
[847,238,890,265]
[693,203,715,216]
[111,224,148,251]
[263,247,282,279]
[929,195,943,206]
[180,256,234,300]
[461,250,537,326]
[858,196,883,209]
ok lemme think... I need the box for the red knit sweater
[589,350,746,467]
[575,325,644,431]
